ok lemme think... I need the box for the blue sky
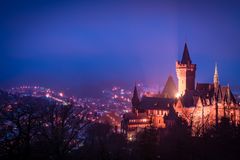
[1,0,240,97]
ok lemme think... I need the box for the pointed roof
[140,97,175,110]
[181,43,192,64]
[161,75,177,98]
[133,84,138,97]
[221,85,236,104]
[132,84,140,104]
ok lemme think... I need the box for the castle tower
[132,84,140,113]
[213,63,219,89]
[176,43,196,95]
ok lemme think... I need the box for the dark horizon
[1,0,240,97]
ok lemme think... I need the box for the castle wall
[174,102,240,136]
[147,109,168,128]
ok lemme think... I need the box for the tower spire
[214,63,219,89]
[214,63,218,75]
[132,83,140,113]
[181,43,192,64]
[133,83,139,99]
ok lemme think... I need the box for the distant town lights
[59,92,64,97]
[46,93,50,98]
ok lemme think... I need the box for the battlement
[176,61,197,71]
[176,61,196,68]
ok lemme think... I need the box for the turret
[132,84,140,113]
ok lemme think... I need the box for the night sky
[1,0,240,97]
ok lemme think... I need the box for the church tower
[132,84,140,113]
[213,63,219,89]
[176,43,196,96]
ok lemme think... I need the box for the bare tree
[0,96,45,160]
[0,93,90,160]
[38,103,90,160]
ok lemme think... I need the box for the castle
[121,43,240,140]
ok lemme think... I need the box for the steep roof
[139,96,175,110]
[196,83,215,98]
[181,43,192,64]
[133,85,139,99]
[196,83,214,91]
[180,84,237,107]
[161,75,177,98]
[221,86,236,104]
[132,84,140,106]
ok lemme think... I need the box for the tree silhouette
[0,93,89,160]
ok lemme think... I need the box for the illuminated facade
[121,43,240,138]
[174,44,239,135]
[121,76,177,139]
